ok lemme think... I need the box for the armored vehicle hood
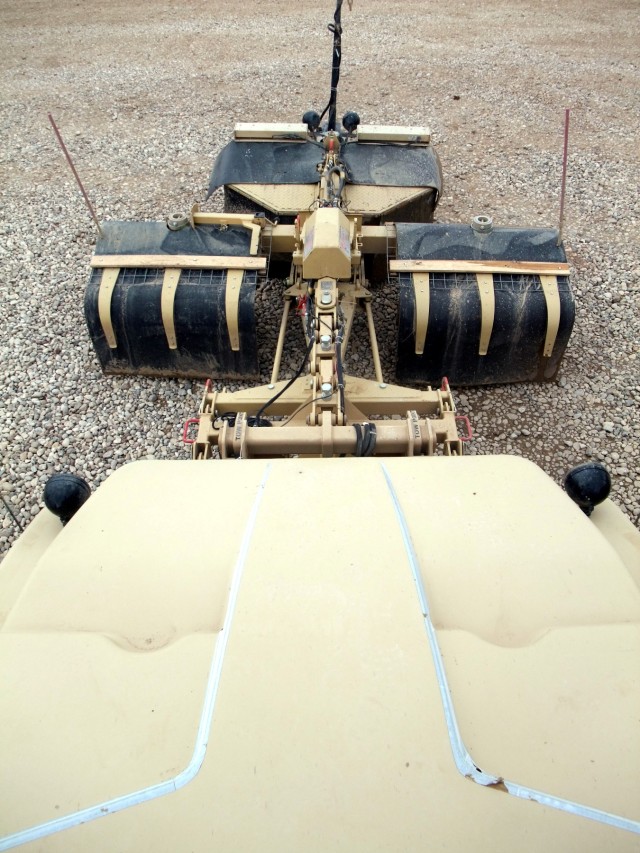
[1,456,639,851]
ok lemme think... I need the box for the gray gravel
[1,0,639,552]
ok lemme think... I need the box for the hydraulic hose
[318,0,344,130]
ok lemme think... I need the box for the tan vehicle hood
[1,456,639,851]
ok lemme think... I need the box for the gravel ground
[1,0,639,552]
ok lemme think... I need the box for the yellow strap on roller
[413,272,430,355]
[476,273,495,356]
[98,267,119,349]
[160,268,181,350]
[225,269,244,352]
[540,274,561,357]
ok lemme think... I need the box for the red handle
[455,414,473,442]
[182,417,200,445]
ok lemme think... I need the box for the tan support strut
[476,273,495,356]
[540,274,561,357]
[161,268,181,350]
[225,269,244,352]
[98,267,119,349]
[413,272,430,356]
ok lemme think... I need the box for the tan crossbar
[390,259,569,275]
[91,255,267,270]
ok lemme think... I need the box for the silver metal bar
[270,299,292,385]
[381,463,640,837]
[364,300,384,384]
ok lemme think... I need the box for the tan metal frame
[192,375,462,460]
[189,227,463,461]
[145,142,569,460]
[389,259,570,275]
[187,177,463,460]
[91,255,266,270]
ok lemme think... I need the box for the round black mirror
[564,462,611,516]
[302,110,321,131]
[342,111,360,134]
[43,473,91,525]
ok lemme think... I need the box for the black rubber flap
[85,267,259,379]
[396,272,575,386]
[95,220,252,256]
[208,140,323,196]
[395,223,567,263]
[341,143,442,189]
[207,140,443,197]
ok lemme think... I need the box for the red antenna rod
[48,113,103,238]
[557,108,570,247]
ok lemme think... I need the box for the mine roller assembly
[85,117,574,387]
[84,0,575,460]
[85,150,573,385]
[6,8,639,848]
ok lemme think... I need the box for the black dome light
[43,473,91,525]
[342,111,360,134]
[302,110,321,131]
[564,462,611,516]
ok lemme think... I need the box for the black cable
[247,416,272,427]
[352,422,377,457]
[279,393,328,427]
[216,412,237,427]
[318,0,344,130]
[254,332,316,424]
[305,294,315,339]
[354,422,363,457]
[215,412,272,428]
[305,137,328,151]
[364,422,377,456]
[319,315,333,334]
[335,324,345,416]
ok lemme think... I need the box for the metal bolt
[321,293,332,305]
[267,384,275,389]
[321,383,333,398]
[379,383,387,389]
[471,214,493,234]
[166,212,189,231]
[320,334,332,351]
